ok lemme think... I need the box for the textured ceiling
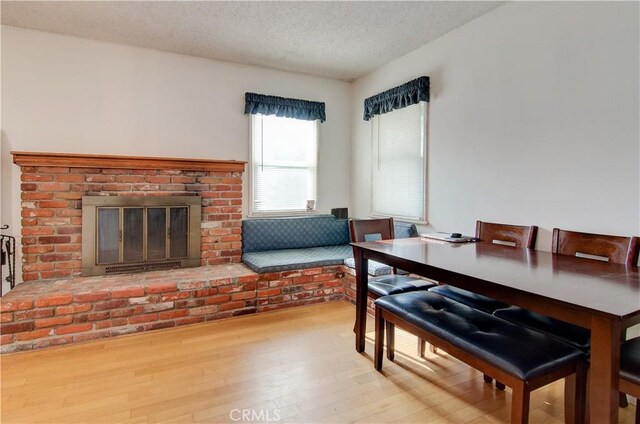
[1,1,503,81]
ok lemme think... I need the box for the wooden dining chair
[495,229,639,350]
[349,218,436,301]
[494,228,640,409]
[349,218,436,348]
[620,337,640,424]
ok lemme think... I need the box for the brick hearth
[1,263,349,353]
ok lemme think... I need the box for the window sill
[369,213,429,226]
[248,210,320,218]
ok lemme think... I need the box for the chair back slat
[475,221,538,249]
[349,218,395,243]
[349,218,397,273]
[552,229,640,266]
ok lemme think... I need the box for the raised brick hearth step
[1,264,348,353]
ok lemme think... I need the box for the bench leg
[418,339,437,357]
[418,339,426,357]
[375,308,384,371]
[386,321,395,361]
[564,374,577,424]
[511,381,531,424]
[574,361,588,424]
[620,392,628,408]
[565,363,588,424]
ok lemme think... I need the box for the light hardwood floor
[1,301,636,424]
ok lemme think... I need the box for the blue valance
[244,92,326,122]
[363,76,430,121]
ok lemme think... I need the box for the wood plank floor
[1,301,636,424]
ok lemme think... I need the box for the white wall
[351,2,640,251]
[1,25,352,221]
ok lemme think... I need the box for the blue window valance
[363,76,430,121]
[244,92,326,122]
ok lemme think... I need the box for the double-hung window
[371,101,427,222]
[250,114,318,214]
[365,76,430,222]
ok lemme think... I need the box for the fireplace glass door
[83,196,201,276]
[96,206,190,265]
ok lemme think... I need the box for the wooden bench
[374,291,587,424]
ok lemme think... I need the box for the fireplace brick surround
[13,152,246,281]
[1,152,358,354]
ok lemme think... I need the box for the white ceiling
[1,1,503,81]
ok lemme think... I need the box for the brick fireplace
[2,152,350,353]
[13,151,246,281]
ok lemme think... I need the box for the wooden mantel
[12,151,246,173]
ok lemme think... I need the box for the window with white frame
[371,101,427,222]
[250,114,318,214]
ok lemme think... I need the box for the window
[371,101,427,222]
[250,114,318,214]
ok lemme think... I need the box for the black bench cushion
[493,306,591,352]
[375,291,583,381]
[368,275,436,298]
[621,337,640,387]
[429,285,509,314]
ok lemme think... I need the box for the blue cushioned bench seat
[242,244,352,274]
[242,215,351,274]
[241,215,423,276]
[374,291,587,423]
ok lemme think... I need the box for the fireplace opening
[82,196,201,276]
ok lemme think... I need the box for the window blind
[371,102,426,221]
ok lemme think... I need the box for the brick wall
[19,166,244,281]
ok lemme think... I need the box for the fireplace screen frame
[82,196,201,276]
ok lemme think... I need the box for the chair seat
[621,337,640,386]
[493,306,591,351]
[429,285,510,314]
[368,275,436,298]
[375,291,584,380]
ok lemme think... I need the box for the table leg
[354,248,368,353]
[589,315,621,424]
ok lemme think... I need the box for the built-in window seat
[241,215,423,316]
[241,215,352,273]
[241,214,418,275]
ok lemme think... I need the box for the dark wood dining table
[351,237,640,424]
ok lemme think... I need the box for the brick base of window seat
[1,264,348,354]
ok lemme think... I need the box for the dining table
[351,237,640,424]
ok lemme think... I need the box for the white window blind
[371,101,426,222]
[250,114,318,214]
